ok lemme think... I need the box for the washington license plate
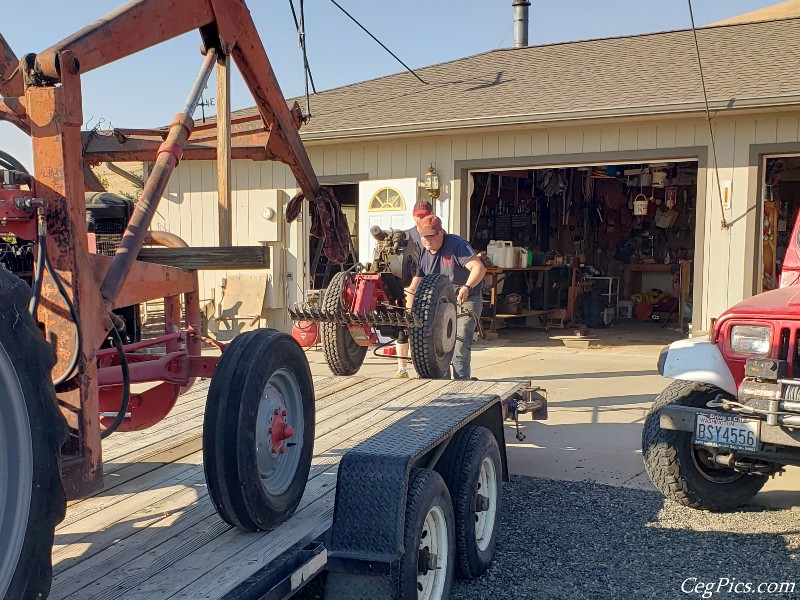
[694,412,760,452]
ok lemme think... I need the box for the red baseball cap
[412,200,433,218]
[416,215,443,236]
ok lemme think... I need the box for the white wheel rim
[254,368,304,496]
[417,504,449,600]
[475,456,498,552]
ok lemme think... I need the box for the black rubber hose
[43,248,83,386]
[0,150,28,173]
[27,233,46,317]
[100,321,130,439]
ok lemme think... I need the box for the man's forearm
[464,263,486,290]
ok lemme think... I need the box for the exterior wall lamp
[424,165,440,200]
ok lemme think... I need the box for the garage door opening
[468,160,698,337]
[761,155,800,291]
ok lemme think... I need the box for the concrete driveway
[306,322,800,507]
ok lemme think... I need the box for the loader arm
[3,0,320,199]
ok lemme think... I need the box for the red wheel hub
[269,408,295,454]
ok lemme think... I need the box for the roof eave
[298,95,800,142]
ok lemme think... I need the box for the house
[93,8,800,336]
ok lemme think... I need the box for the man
[395,200,433,378]
[405,214,486,380]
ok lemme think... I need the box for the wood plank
[136,246,269,270]
[50,377,525,600]
[217,54,232,248]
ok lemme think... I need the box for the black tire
[0,269,66,600]
[399,469,455,600]
[410,274,457,379]
[204,328,315,531]
[436,426,502,579]
[642,380,768,511]
[321,271,367,376]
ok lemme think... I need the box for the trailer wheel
[436,426,501,579]
[410,274,457,379]
[321,271,367,376]
[399,468,455,600]
[0,270,66,600]
[204,328,315,531]
[642,380,768,511]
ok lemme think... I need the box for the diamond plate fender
[325,393,507,599]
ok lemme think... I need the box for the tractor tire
[410,274,457,379]
[321,271,367,376]
[204,328,315,531]
[0,269,67,600]
[642,380,768,511]
[436,426,502,579]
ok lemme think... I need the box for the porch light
[424,166,440,200]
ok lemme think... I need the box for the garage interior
[468,161,698,337]
[762,155,800,291]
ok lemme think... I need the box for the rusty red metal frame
[0,0,321,498]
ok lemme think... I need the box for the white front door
[358,178,418,263]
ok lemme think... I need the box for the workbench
[483,265,570,333]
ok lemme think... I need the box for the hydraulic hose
[43,246,83,386]
[100,320,130,439]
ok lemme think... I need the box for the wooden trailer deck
[50,376,525,600]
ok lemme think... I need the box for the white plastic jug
[515,247,529,269]
[486,240,503,268]
[499,241,514,268]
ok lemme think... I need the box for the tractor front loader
[290,226,460,379]
[0,2,335,599]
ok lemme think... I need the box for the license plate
[694,412,760,452]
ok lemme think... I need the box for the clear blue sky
[0,0,783,170]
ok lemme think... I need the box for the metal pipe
[513,0,531,48]
[779,400,800,413]
[101,51,216,305]
[779,414,800,426]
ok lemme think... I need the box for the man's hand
[457,285,470,304]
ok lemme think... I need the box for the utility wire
[289,0,317,120]
[687,0,729,229]
[327,0,428,85]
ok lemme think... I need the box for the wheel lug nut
[268,427,272,434]
[282,410,288,416]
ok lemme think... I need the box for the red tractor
[0,3,330,598]
[291,226,463,379]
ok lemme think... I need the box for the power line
[289,0,317,120]
[327,0,428,85]
[687,0,729,230]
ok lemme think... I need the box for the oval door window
[369,187,406,211]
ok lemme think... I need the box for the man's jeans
[452,296,482,380]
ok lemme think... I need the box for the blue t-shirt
[416,234,482,297]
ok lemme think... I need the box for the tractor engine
[367,225,420,285]
[0,159,141,344]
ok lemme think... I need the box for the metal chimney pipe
[513,0,531,48]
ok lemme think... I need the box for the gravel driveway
[297,475,800,600]
[452,476,800,600]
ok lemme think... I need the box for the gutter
[296,95,800,142]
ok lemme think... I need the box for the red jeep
[643,253,800,510]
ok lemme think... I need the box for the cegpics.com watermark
[682,577,796,598]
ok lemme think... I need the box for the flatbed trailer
[49,376,537,600]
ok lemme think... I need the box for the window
[369,187,406,211]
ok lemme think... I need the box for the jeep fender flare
[657,338,737,396]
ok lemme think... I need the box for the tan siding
[514,134,532,157]
[565,129,583,154]
[637,124,657,149]
[498,135,515,159]
[730,118,757,306]
[363,144,378,179]
[391,142,407,178]
[618,127,638,151]
[482,136,499,159]
[656,125,677,149]
[548,131,566,154]
[582,129,601,153]
[675,121,697,147]
[755,118,778,144]
[531,131,548,155]
[466,138,483,160]
[776,115,800,143]
[350,145,364,174]
[600,129,620,153]
[336,147,351,175]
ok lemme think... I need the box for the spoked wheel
[410,274,457,379]
[321,271,367,376]
[400,469,455,600]
[437,426,502,579]
[0,270,66,600]
[204,328,315,531]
